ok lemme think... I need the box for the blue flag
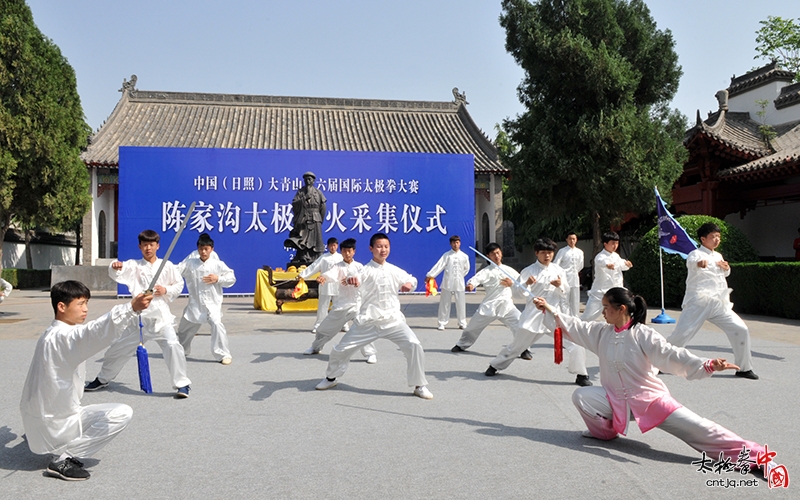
[655,187,697,259]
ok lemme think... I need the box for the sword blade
[147,201,196,292]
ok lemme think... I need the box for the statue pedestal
[253,267,319,313]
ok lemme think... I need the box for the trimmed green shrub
[0,268,52,289]
[728,262,800,320]
[626,215,758,308]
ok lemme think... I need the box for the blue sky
[26,0,800,136]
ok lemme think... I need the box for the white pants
[566,286,581,317]
[97,322,191,389]
[177,315,231,361]
[326,321,428,387]
[667,296,753,371]
[490,326,588,376]
[312,307,376,357]
[64,403,132,459]
[314,294,334,329]
[572,386,764,462]
[456,307,520,349]
[438,290,466,328]
[580,294,603,322]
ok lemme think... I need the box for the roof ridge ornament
[119,74,138,94]
[715,89,729,111]
[452,87,469,106]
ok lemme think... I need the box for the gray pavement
[0,290,797,499]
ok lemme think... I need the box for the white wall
[724,202,800,258]
[728,81,800,125]
[2,241,76,269]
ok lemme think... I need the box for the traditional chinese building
[674,62,800,258]
[80,79,507,265]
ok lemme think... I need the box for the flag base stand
[651,309,676,324]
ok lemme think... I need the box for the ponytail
[604,287,648,326]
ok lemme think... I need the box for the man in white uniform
[20,280,152,481]
[300,238,343,333]
[553,232,584,316]
[451,242,520,352]
[0,277,11,311]
[303,238,377,362]
[316,233,433,399]
[667,222,758,380]
[581,231,632,321]
[177,233,237,364]
[85,230,191,398]
[426,235,470,330]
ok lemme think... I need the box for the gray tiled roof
[685,110,770,157]
[718,119,800,179]
[727,61,795,98]
[82,88,506,174]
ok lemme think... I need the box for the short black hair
[51,280,91,314]
[327,237,339,246]
[534,238,558,253]
[601,231,620,244]
[197,233,214,248]
[369,233,390,247]
[485,242,501,254]
[449,235,461,243]
[566,232,578,239]
[697,222,721,239]
[139,229,160,244]
[340,238,356,249]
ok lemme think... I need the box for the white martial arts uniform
[300,251,343,330]
[20,304,136,458]
[455,263,521,350]
[177,254,237,361]
[544,311,764,463]
[666,246,754,371]
[490,261,588,376]
[0,277,11,305]
[553,245,584,316]
[309,260,376,357]
[427,249,470,328]
[325,260,427,387]
[96,259,190,389]
[581,249,630,321]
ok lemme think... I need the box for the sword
[146,201,196,293]
[469,246,533,299]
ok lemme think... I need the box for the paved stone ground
[0,290,796,499]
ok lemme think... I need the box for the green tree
[499,0,687,254]
[0,0,91,270]
[754,15,800,80]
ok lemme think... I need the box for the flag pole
[651,246,676,324]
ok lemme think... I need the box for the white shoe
[341,324,350,332]
[303,347,320,355]
[311,328,317,334]
[315,378,338,390]
[366,355,377,364]
[436,325,445,331]
[413,386,433,399]
[581,430,597,439]
[220,357,232,365]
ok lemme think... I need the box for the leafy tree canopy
[754,15,800,80]
[499,0,687,251]
[0,0,91,268]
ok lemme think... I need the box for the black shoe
[451,345,465,352]
[575,375,592,387]
[519,349,533,360]
[175,386,191,398]
[84,378,108,391]
[735,370,759,380]
[46,457,90,481]
[485,366,498,377]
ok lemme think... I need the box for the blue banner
[655,186,697,259]
[118,147,475,294]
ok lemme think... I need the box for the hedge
[728,262,800,320]
[0,268,52,289]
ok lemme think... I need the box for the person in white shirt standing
[85,230,191,399]
[0,277,11,311]
[303,238,377,362]
[581,231,632,321]
[177,233,237,365]
[300,238,343,333]
[553,232,584,316]
[451,243,521,353]
[426,235,470,330]
[667,222,758,380]
[316,233,432,399]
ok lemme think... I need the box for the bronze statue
[284,172,327,267]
